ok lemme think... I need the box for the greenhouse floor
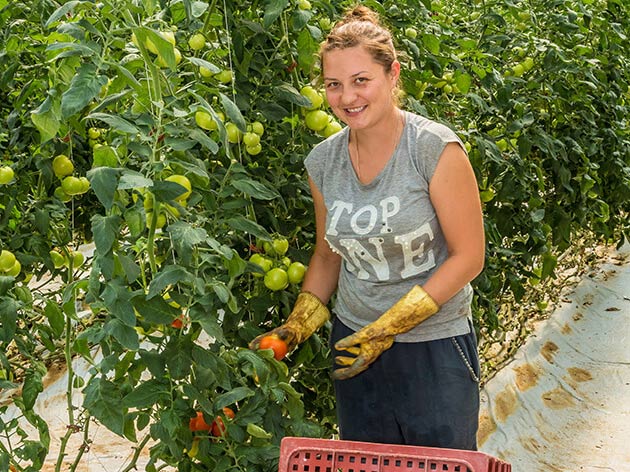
[478,239,630,471]
[2,242,629,471]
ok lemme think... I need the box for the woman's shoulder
[305,126,349,165]
[405,111,459,141]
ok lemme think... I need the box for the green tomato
[188,33,206,51]
[287,262,306,284]
[0,166,14,184]
[195,111,218,130]
[72,251,85,268]
[52,155,74,177]
[243,132,260,148]
[305,110,330,132]
[225,123,242,143]
[246,143,262,155]
[50,250,66,269]
[300,85,324,110]
[216,69,233,84]
[405,28,418,39]
[297,0,311,10]
[512,64,525,77]
[200,66,214,78]
[251,121,265,136]
[165,174,192,201]
[5,260,20,277]
[322,121,343,138]
[88,127,101,139]
[272,238,289,256]
[264,268,289,291]
[61,176,84,196]
[0,250,16,272]
[54,186,72,202]
[78,176,90,194]
[250,254,273,274]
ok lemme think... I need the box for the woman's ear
[390,60,401,84]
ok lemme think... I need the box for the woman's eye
[355,77,368,84]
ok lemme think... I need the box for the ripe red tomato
[210,407,235,437]
[259,334,288,361]
[189,411,212,432]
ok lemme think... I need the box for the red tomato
[189,411,212,432]
[211,407,235,437]
[259,334,288,361]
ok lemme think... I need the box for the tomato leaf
[84,378,126,436]
[122,379,170,409]
[88,167,120,210]
[263,0,289,28]
[232,178,280,201]
[189,305,227,345]
[272,82,312,108]
[132,294,179,325]
[104,318,140,350]
[44,300,65,338]
[225,216,271,241]
[61,64,108,119]
[219,92,247,132]
[168,222,209,265]
[44,0,81,28]
[91,214,122,254]
[147,265,194,299]
[102,280,136,327]
[213,386,254,411]
[86,112,141,135]
[21,368,43,411]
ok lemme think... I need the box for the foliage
[0,0,629,470]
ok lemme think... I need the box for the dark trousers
[330,317,480,450]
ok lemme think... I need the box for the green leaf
[189,305,226,344]
[45,1,81,28]
[31,107,60,143]
[105,318,140,350]
[85,112,141,135]
[92,145,119,168]
[189,128,219,153]
[0,297,19,342]
[122,379,170,409]
[61,64,108,118]
[132,294,179,325]
[91,214,122,254]
[87,166,120,210]
[272,83,311,108]
[213,386,254,410]
[164,337,193,380]
[219,92,247,132]
[422,34,440,54]
[84,378,126,436]
[167,222,209,265]
[44,301,64,338]
[454,71,472,94]
[297,28,318,72]
[187,57,220,73]
[147,265,193,299]
[232,178,280,200]
[225,216,271,240]
[102,281,136,327]
[118,170,153,190]
[263,0,290,28]
[22,369,44,410]
[247,423,273,439]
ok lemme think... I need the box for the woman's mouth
[345,105,367,114]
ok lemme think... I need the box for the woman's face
[322,45,399,131]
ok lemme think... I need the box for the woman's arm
[300,176,342,304]
[423,142,485,306]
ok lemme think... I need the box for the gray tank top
[304,111,473,342]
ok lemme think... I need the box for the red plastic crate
[279,437,511,472]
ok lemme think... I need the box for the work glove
[249,291,330,353]
[333,285,439,380]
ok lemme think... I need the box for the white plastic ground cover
[478,241,630,472]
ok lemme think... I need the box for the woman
[250,5,485,450]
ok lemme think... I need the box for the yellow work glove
[333,285,439,380]
[249,291,330,353]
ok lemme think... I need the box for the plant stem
[120,434,151,472]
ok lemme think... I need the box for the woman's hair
[319,5,397,75]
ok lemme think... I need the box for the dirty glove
[249,291,330,353]
[333,285,439,380]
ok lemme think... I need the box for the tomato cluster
[188,407,236,437]
[300,85,343,137]
[249,236,307,292]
